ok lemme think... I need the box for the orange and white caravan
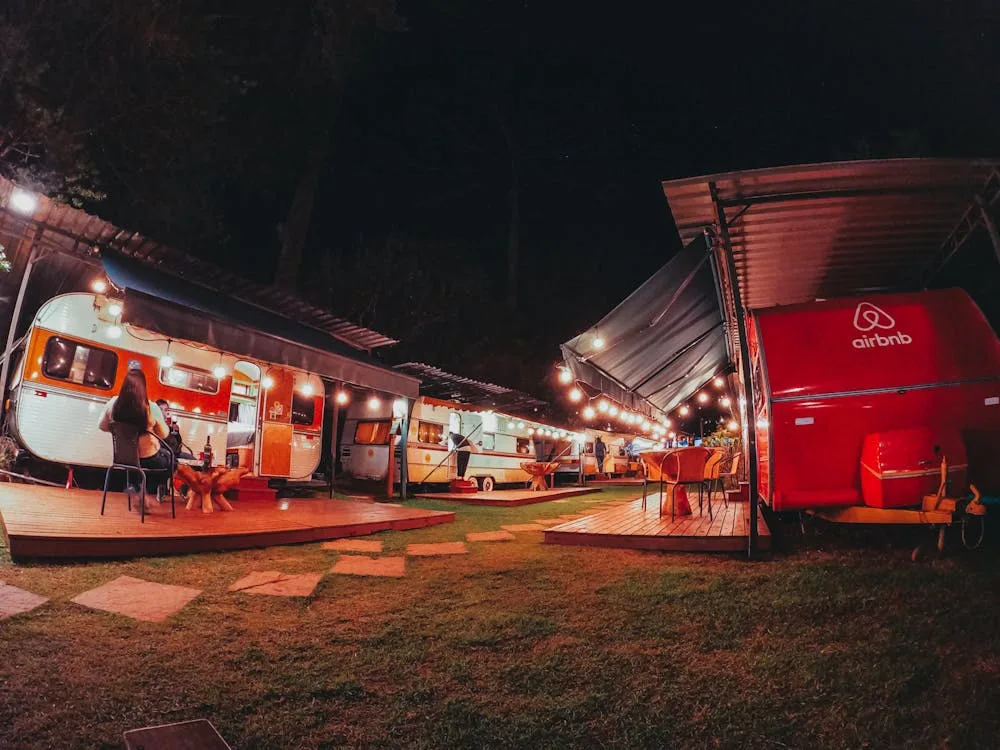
[7,292,324,479]
[341,396,542,491]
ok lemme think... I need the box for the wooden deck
[0,485,454,560]
[415,487,597,506]
[586,478,644,486]
[543,496,770,552]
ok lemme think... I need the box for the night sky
[31,1,1000,415]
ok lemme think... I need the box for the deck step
[727,483,750,503]
[232,477,278,503]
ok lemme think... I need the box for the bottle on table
[202,435,213,470]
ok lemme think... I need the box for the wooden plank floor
[414,487,597,506]
[544,495,771,552]
[0,484,454,560]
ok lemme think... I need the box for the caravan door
[259,366,294,477]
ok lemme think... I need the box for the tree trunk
[274,130,329,291]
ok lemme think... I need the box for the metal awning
[393,362,546,415]
[0,176,398,350]
[104,251,419,398]
[662,158,998,310]
[560,235,728,417]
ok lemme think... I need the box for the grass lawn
[1,485,999,749]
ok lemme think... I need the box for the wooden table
[175,463,249,514]
[521,461,560,491]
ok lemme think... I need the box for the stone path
[0,582,48,620]
[321,539,383,553]
[466,531,515,542]
[501,523,546,532]
[331,555,406,578]
[407,541,468,556]
[71,576,201,623]
[228,571,323,597]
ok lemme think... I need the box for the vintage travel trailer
[749,288,1000,515]
[6,292,327,479]
[341,396,545,491]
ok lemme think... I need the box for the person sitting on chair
[98,368,172,472]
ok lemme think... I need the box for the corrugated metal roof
[0,177,398,350]
[662,158,999,310]
[394,362,547,414]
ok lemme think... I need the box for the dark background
[4,0,1000,419]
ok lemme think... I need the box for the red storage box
[860,427,967,509]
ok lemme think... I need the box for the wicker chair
[699,450,725,515]
[660,447,712,520]
[101,422,175,523]
[715,453,742,506]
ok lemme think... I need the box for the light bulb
[714,376,725,388]
[592,336,605,350]
[91,279,108,294]
[697,392,709,404]
[106,325,122,339]
[213,364,227,379]
[517,421,525,429]
[262,375,274,389]
[597,400,609,413]
[679,405,690,416]
[335,391,349,405]
[367,396,381,410]
[160,354,174,368]
[301,382,315,396]
[107,302,122,317]
[568,388,582,403]
[583,406,596,420]
[527,427,535,435]
[507,421,515,430]
[558,368,572,384]
[608,405,619,417]
[10,188,38,215]
[721,396,731,408]
[728,420,739,431]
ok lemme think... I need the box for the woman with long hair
[98,367,172,471]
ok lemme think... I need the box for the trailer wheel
[480,476,495,492]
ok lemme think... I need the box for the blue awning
[102,250,419,398]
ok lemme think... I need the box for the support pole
[328,382,340,499]
[399,397,413,500]
[0,243,43,403]
[709,181,760,559]
[975,193,1000,266]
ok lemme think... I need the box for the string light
[597,400,609,413]
[300,382,315,396]
[720,396,731,408]
[583,406,596,420]
[516,421,525,429]
[106,325,122,339]
[10,187,38,215]
[568,388,582,403]
[262,375,275,389]
[107,302,122,317]
[507,421,515,430]
[592,335,605,350]
[367,395,381,410]
[213,352,227,379]
[91,279,108,294]
[727,420,739,431]
[664,418,672,428]
[159,340,174,369]
[697,392,709,404]
[608,405,619,417]
[714,376,725,388]
[679,405,690,416]
[528,427,535,435]
[558,368,573,384]
[335,390,350,405]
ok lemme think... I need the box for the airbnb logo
[851,302,912,349]
[853,302,896,331]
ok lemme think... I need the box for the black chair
[101,422,175,522]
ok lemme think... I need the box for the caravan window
[160,364,220,394]
[516,437,531,455]
[482,433,496,451]
[417,421,445,444]
[43,336,118,389]
[355,420,391,445]
[291,391,315,426]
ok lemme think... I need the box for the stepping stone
[331,556,406,578]
[407,541,468,556]
[501,523,545,532]
[322,539,383,554]
[0,582,48,620]
[533,518,565,526]
[72,576,200,623]
[228,571,323,597]
[466,530,515,542]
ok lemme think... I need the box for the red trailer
[749,288,1000,522]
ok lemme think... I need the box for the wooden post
[710,181,760,559]
[386,433,396,499]
[0,242,43,401]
